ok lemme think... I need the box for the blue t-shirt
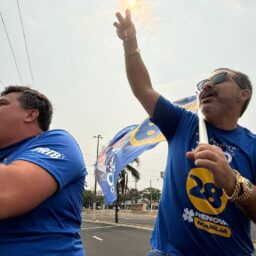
[0,129,87,256]
[150,96,256,256]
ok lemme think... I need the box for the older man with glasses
[114,9,255,256]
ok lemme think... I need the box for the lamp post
[150,179,152,213]
[92,135,103,221]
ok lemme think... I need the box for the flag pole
[196,93,208,144]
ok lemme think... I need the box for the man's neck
[205,115,238,130]
[0,128,43,149]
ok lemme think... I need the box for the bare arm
[0,160,57,219]
[114,9,160,117]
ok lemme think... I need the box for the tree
[115,158,140,222]
[117,158,140,196]
[127,188,140,203]
[83,190,94,208]
[141,187,161,202]
[83,190,104,209]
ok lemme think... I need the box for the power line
[17,0,35,87]
[0,11,23,85]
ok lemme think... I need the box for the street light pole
[92,134,103,221]
[150,179,152,213]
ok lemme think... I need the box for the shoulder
[238,126,256,140]
[154,95,196,118]
[23,130,86,175]
[36,129,79,144]
[151,95,197,140]
[25,129,83,159]
[39,129,73,138]
[236,126,256,157]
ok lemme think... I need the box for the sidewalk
[83,209,158,216]
[82,209,157,230]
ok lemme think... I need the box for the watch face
[244,178,254,192]
[238,175,245,183]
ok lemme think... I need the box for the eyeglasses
[196,72,241,91]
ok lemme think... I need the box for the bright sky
[1,0,256,191]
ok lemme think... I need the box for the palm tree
[118,158,140,195]
[115,158,140,223]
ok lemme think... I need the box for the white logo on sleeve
[31,147,65,159]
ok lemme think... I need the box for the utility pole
[92,135,103,221]
[134,178,137,203]
[115,183,119,223]
[150,179,152,213]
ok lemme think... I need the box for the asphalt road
[82,210,256,255]
[81,222,152,256]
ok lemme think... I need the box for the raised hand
[114,9,136,42]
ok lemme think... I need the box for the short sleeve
[151,96,186,140]
[14,130,87,190]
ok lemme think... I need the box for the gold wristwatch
[236,175,254,202]
[225,169,254,203]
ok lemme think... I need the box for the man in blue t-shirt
[0,86,87,256]
[114,10,256,256]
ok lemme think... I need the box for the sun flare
[117,0,152,24]
[128,0,137,8]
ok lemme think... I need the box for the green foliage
[118,158,140,195]
[82,190,104,208]
[83,187,162,207]
[141,187,161,202]
[127,188,140,203]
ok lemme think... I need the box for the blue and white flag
[96,118,165,204]
[96,95,197,204]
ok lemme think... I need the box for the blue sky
[1,0,256,191]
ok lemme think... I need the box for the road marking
[92,235,103,241]
[82,225,118,230]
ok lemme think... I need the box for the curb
[84,219,153,231]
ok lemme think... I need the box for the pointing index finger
[126,9,131,22]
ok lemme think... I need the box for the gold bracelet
[225,170,241,202]
[124,48,140,57]
[236,188,253,202]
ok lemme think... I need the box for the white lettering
[48,152,61,158]
[31,147,64,159]
[195,212,228,226]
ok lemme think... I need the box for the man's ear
[24,109,39,123]
[238,89,251,103]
